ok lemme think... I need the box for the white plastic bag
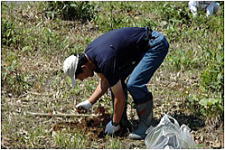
[145,114,196,149]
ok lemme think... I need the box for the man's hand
[105,121,120,134]
[76,100,92,113]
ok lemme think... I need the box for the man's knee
[127,80,136,94]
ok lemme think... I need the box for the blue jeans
[127,31,169,104]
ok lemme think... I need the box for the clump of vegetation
[187,94,223,126]
[200,44,224,94]
[187,49,224,126]
[44,1,95,21]
[2,18,17,46]
[1,51,32,96]
[2,14,31,96]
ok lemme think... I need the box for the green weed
[1,51,31,96]
[2,18,16,46]
[53,130,88,148]
[187,94,223,123]
[167,49,201,71]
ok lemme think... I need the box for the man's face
[76,65,94,81]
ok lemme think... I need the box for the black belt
[136,27,152,51]
[145,27,153,41]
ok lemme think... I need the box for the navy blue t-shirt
[85,27,149,87]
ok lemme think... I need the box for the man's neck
[85,54,96,70]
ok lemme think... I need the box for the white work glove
[105,121,120,134]
[76,100,92,111]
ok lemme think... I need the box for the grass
[1,1,224,149]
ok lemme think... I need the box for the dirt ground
[42,105,224,148]
[1,92,224,149]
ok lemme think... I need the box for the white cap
[63,55,79,87]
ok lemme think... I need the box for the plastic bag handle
[164,114,180,127]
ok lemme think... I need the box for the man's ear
[81,65,88,70]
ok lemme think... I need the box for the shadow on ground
[170,112,205,130]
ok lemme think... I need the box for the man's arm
[111,80,126,124]
[87,73,110,104]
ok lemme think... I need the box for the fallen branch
[26,112,99,117]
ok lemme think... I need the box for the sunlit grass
[1,1,224,149]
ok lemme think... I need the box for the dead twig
[26,112,98,117]
[26,91,54,96]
